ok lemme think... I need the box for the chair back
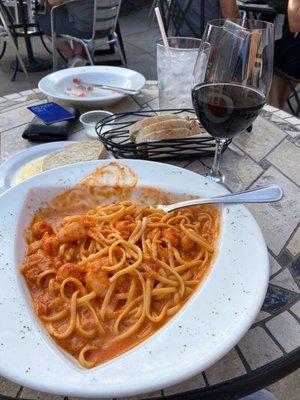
[93,0,122,39]
[161,0,205,38]
[0,0,14,30]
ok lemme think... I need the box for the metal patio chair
[51,0,126,71]
[158,0,201,37]
[0,0,52,79]
[0,0,29,80]
[0,25,7,59]
[2,0,53,55]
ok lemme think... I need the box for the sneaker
[68,54,87,68]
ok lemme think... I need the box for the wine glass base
[205,170,242,192]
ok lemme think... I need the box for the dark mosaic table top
[0,82,299,400]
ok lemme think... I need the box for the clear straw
[155,7,171,56]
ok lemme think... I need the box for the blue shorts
[38,9,92,39]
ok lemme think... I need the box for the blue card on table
[27,102,76,125]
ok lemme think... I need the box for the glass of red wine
[192,19,274,190]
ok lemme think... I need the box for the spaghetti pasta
[21,200,219,368]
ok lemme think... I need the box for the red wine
[192,83,265,139]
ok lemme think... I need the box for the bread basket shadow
[95,108,231,161]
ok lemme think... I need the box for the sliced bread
[129,114,182,141]
[135,118,203,144]
[42,141,106,172]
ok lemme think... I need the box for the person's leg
[38,9,85,62]
[54,20,89,64]
[280,80,295,109]
[56,41,74,60]
[59,41,87,68]
[269,75,297,109]
[37,13,52,36]
[38,11,75,60]
[73,42,85,56]
[269,75,287,108]
[271,32,300,109]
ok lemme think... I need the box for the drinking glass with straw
[155,7,203,110]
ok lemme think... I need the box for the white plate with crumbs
[0,159,269,398]
[39,66,146,106]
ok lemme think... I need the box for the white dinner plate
[0,159,269,398]
[38,66,146,106]
[0,141,75,193]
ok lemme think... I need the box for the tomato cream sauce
[21,163,220,368]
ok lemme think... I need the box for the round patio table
[0,82,299,400]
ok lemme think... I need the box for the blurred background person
[177,0,240,38]
[269,0,300,108]
[38,0,94,68]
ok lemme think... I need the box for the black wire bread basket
[95,108,230,161]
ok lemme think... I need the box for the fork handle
[161,185,283,213]
[81,82,140,95]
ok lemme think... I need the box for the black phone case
[22,108,79,142]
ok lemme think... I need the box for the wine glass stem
[209,138,225,182]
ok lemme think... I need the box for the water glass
[157,37,202,109]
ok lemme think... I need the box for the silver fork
[77,81,141,95]
[158,185,283,213]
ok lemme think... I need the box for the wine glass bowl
[192,83,266,138]
[192,19,274,189]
